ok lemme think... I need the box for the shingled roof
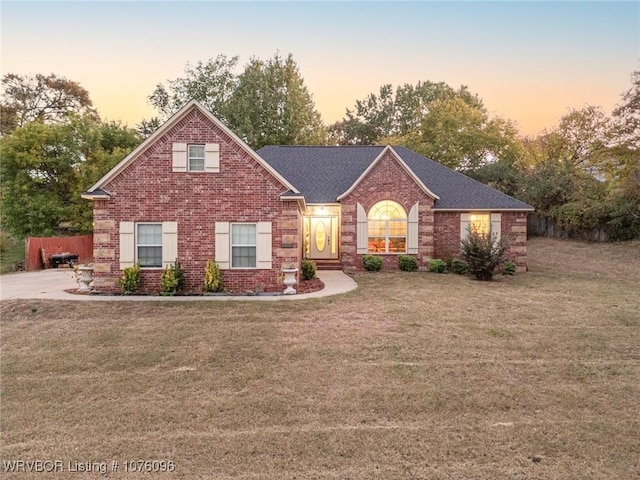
[258,145,534,210]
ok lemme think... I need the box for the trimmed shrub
[119,263,141,295]
[301,259,316,280]
[203,259,223,292]
[161,260,185,295]
[502,261,517,275]
[428,258,447,273]
[451,259,470,275]
[461,228,508,281]
[398,255,418,272]
[363,254,383,272]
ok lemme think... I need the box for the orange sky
[2,2,638,137]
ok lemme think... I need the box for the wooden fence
[25,235,94,270]
[527,214,609,242]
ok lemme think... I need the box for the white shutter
[256,222,272,270]
[460,213,471,244]
[204,143,220,173]
[215,222,230,270]
[119,221,135,269]
[172,143,187,172]
[162,221,178,267]
[491,213,502,242]
[357,203,368,254]
[407,202,419,254]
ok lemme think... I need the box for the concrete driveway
[0,269,79,300]
[0,269,357,301]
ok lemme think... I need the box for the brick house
[83,100,533,293]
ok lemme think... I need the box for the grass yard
[0,232,25,274]
[1,238,639,479]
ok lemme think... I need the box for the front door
[309,216,338,259]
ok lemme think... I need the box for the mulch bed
[65,278,326,296]
[296,277,325,294]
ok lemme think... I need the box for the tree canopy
[0,117,140,237]
[145,53,325,149]
[1,73,98,136]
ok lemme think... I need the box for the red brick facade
[340,151,436,271]
[338,152,529,272]
[432,211,528,271]
[91,107,300,293]
[89,104,529,293]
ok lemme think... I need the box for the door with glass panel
[309,216,338,259]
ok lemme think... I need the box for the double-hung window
[137,223,162,267]
[188,144,205,172]
[231,224,257,268]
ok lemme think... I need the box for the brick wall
[91,107,300,294]
[434,211,528,272]
[340,150,436,271]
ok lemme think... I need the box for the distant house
[83,100,533,293]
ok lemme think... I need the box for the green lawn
[1,238,639,479]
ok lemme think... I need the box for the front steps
[313,259,343,271]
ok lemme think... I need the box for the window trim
[367,200,408,254]
[136,222,163,269]
[230,223,257,269]
[187,144,206,172]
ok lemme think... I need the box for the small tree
[119,263,141,295]
[161,260,185,295]
[203,259,223,292]
[460,229,508,281]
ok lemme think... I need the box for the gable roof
[258,145,534,211]
[83,100,298,198]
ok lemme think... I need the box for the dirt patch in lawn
[1,238,639,479]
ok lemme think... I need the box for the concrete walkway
[0,269,358,301]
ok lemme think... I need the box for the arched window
[367,200,407,253]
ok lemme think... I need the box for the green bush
[502,261,517,275]
[461,228,508,281]
[398,255,418,272]
[363,254,383,272]
[203,259,223,292]
[428,258,447,273]
[161,260,185,295]
[0,231,12,253]
[451,259,470,275]
[119,263,141,295]
[301,259,316,280]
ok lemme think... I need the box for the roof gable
[84,100,298,197]
[336,146,439,201]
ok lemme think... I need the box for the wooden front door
[309,216,338,259]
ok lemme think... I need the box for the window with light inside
[367,200,407,253]
[469,213,490,235]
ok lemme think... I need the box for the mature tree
[0,73,97,135]
[225,54,326,149]
[386,96,521,171]
[329,81,483,146]
[146,53,326,149]
[0,117,139,237]
[147,54,239,121]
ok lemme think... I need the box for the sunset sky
[1,1,638,136]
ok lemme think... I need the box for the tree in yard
[386,96,521,171]
[146,53,326,150]
[329,81,484,146]
[225,53,326,149]
[0,73,98,136]
[147,54,239,122]
[0,117,140,238]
